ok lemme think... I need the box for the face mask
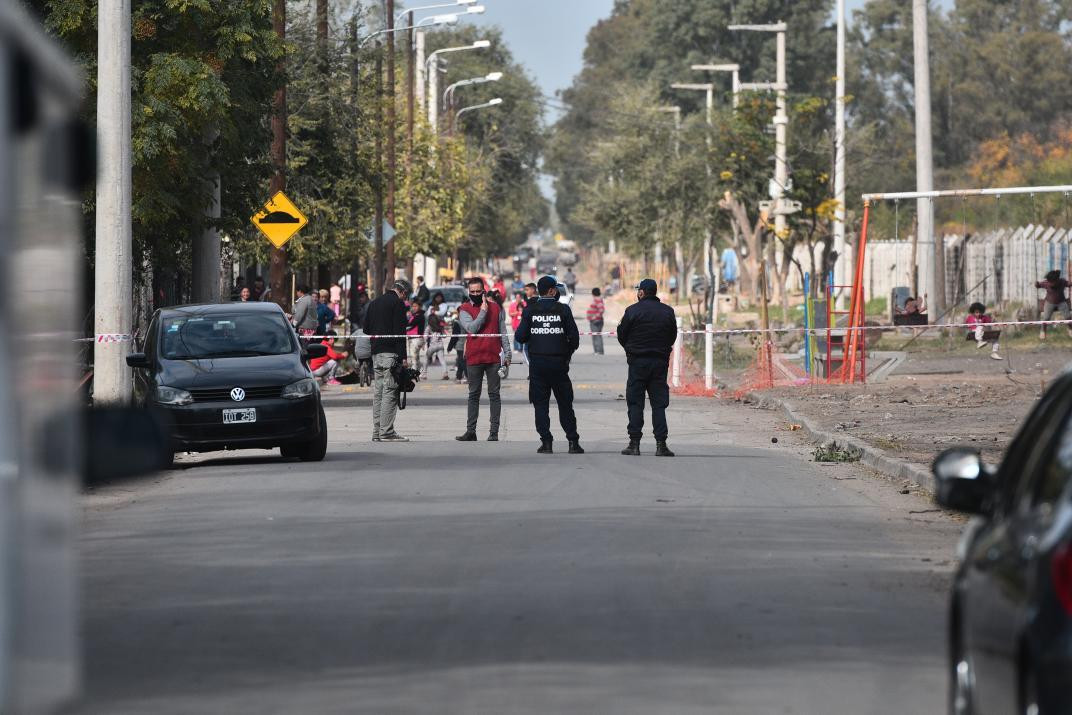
[469,292,484,305]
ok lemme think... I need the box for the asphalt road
[76,332,964,714]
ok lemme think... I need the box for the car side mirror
[305,344,328,360]
[933,447,997,515]
[125,352,150,369]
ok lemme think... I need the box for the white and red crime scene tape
[79,318,1072,343]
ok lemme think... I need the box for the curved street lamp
[359,13,458,47]
[454,97,503,130]
[427,40,492,132]
[443,71,503,109]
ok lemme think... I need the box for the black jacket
[515,297,579,358]
[616,295,677,361]
[414,284,430,306]
[362,291,407,358]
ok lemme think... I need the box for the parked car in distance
[555,281,574,307]
[126,302,328,464]
[427,285,467,314]
[932,368,1072,715]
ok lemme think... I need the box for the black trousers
[626,357,670,441]
[528,356,579,442]
[454,350,466,380]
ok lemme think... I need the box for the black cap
[636,278,657,294]
[392,278,413,296]
[537,275,557,295]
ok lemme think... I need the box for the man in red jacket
[456,277,511,441]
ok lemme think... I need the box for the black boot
[455,432,477,442]
[655,441,675,457]
[537,439,553,454]
[568,440,585,454]
[621,439,640,456]
[487,433,499,442]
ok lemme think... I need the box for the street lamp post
[444,71,503,133]
[427,40,491,132]
[670,82,716,321]
[690,63,740,109]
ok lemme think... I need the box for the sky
[466,0,881,118]
[462,0,889,199]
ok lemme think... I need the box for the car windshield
[430,286,466,303]
[160,313,296,360]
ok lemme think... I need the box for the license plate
[222,408,257,424]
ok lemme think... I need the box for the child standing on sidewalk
[966,302,1002,360]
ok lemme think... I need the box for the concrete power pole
[833,0,848,306]
[191,127,221,304]
[94,0,133,404]
[385,0,397,284]
[913,0,940,316]
[773,26,788,245]
[415,31,426,111]
[269,0,289,310]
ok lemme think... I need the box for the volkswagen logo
[230,387,246,402]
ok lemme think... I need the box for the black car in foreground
[127,302,328,463]
[933,369,1072,715]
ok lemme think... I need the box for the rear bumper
[162,396,321,452]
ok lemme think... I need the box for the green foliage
[32,0,284,279]
[424,25,548,259]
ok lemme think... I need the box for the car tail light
[1052,542,1072,614]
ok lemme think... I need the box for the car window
[160,313,296,360]
[143,314,159,357]
[1001,376,1072,514]
[1034,416,1072,511]
[430,287,466,303]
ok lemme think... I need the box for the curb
[745,391,936,494]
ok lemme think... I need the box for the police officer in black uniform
[515,275,583,454]
[617,278,678,457]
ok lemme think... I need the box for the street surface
[77,332,963,714]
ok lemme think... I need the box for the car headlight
[156,385,193,406]
[281,377,318,400]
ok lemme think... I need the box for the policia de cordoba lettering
[514,275,584,455]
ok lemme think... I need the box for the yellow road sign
[251,191,308,248]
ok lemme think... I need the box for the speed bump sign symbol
[251,191,308,248]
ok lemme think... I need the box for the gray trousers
[589,319,604,354]
[466,362,501,435]
[372,353,400,438]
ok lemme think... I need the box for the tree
[32,0,284,304]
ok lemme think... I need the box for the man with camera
[456,277,511,442]
[515,275,583,455]
[617,278,677,457]
[363,279,412,442]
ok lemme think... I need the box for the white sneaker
[976,341,988,349]
[990,352,1003,360]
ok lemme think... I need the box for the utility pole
[833,0,848,307]
[349,18,364,300]
[773,26,788,245]
[94,0,133,403]
[269,0,288,310]
[428,54,439,133]
[315,0,330,290]
[374,45,385,294]
[415,31,426,111]
[913,0,940,317]
[191,127,221,304]
[406,10,415,282]
[385,0,397,284]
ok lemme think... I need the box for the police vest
[526,300,571,357]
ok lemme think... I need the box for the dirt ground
[718,334,1072,470]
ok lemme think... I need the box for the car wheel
[298,405,328,462]
[280,444,300,459]
[1021,663,1040,715]
[951,624,975,715]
